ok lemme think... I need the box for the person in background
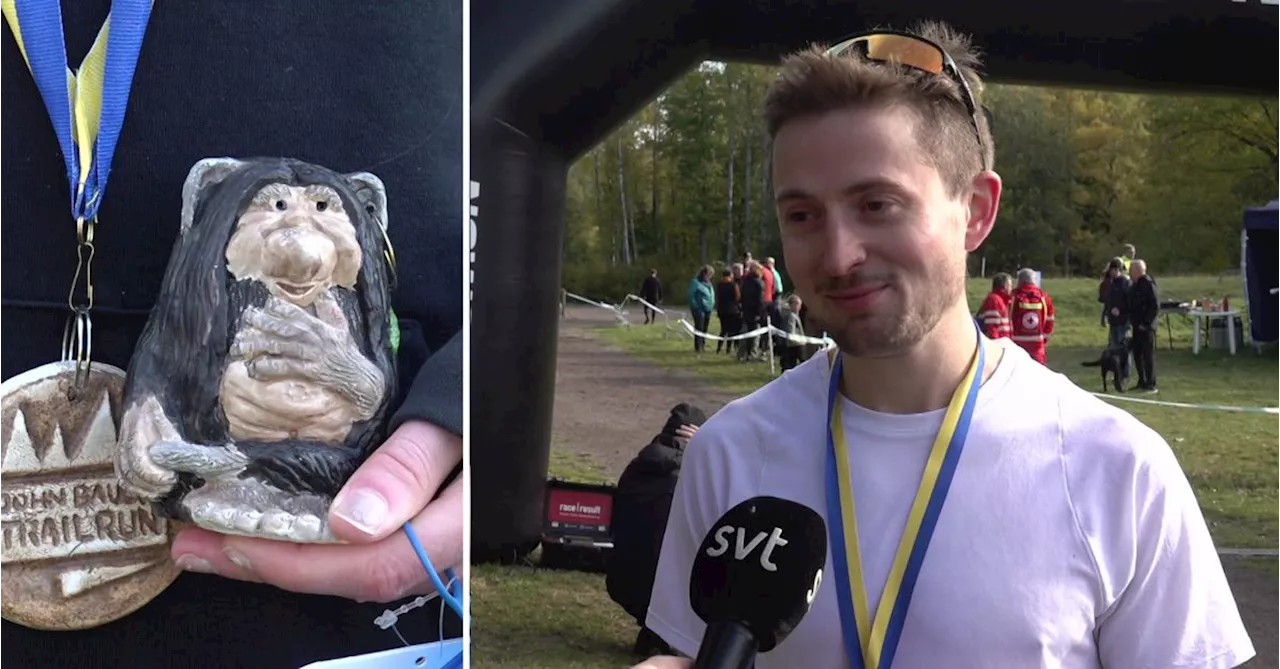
[1098,258,1124,328]
[764,257,786,352]
[640,269,664,325]
[977,272,1013,340]
[687,265,715,353]
[1098,257,1134,382]
[714,268,742,355]
[737,262,767,361]
[765,257,785,299]
[1119,243,1136,273]
[1009,267,1056,364]
[758,257,776,308]
[777,294,807,370]
[607,403,707,659]
[755,260,777,355]
[1128,259,1160,393]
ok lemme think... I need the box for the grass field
[471,446,638,669]
[473,274,1277,668]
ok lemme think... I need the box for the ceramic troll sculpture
[115,158,398,543]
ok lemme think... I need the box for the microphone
[688,496,828,669]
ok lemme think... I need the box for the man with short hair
[1129,259,1160,393]
[1009,267,1056,364]
[976,272,1012,339]
[637,21,1251,669]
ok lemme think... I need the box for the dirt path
[549,305,1277,667]
[551,305,738,476]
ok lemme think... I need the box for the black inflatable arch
[469,0,1278,561]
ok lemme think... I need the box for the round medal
[1,361,180,630]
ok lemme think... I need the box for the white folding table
[1187,309,1240,355]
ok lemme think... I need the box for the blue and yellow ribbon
[825,322,985,669]
[2,0,153,222]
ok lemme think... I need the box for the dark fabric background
[1,1,463,666]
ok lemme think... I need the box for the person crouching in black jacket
[606,403,708,658]
[1128,259,1160,393]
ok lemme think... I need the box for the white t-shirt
[646,338,1255,669]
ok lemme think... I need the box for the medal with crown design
[1,362,181,630]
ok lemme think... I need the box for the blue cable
[400,524,464,669]
[402,523,463,619]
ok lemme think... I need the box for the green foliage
[561,62,1276,293]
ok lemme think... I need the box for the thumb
[328,420,462,542]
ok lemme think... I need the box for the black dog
[1081,339,1130,392]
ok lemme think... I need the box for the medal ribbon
[2,0,153,222]
[824,321,985,669]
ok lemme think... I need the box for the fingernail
[332,489,388,536]
[175,554,215,574]
[222,547,252,572]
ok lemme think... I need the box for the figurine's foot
[180,477,338,544]
[149,440,340,543]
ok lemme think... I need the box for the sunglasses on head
[826,31,989,165]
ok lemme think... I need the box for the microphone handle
[692,620,758,669]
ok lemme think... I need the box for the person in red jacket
[1009,268,1056,364]
[977,272,1013,340]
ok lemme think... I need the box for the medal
[0,0,175,630]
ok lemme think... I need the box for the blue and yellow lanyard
[2,0,153,224]
[825,322,985,669]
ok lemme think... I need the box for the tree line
[560,61,1277,301]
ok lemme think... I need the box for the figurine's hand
[232,295,352,381]
[232,294,383,415]
[115,395,181,499]
[168,419,463,603]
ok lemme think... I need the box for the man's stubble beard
[814,255,968,359]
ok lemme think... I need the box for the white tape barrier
[576,290,834,347]
[564,291,628,325]
[620,294,675,332]
[1090,392,1279,415]
[624,294,667,316]
[675,317,834,347]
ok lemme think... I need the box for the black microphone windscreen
[689,496,827,652]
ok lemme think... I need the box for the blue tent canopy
[1242,200,1278,346]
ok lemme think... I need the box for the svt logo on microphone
[704,525,788,571]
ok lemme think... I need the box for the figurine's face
[225,183,363,307]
